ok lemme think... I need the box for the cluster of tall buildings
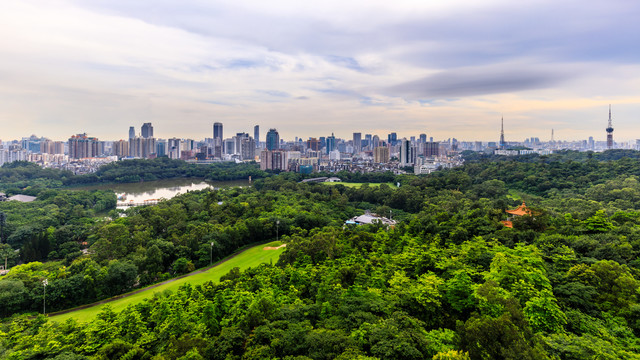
[0,105,627,174]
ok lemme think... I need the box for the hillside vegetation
[1,151,640,359]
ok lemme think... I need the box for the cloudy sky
[1,0,639,142]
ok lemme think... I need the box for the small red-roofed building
[502,202,532,228]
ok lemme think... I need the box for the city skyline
[1,1,640,141]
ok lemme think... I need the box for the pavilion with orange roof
[501,201,532,228]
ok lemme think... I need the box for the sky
[1,0,639,142]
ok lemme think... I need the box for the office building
[372,135,380,149]
[399,138,412,166]
[213,122,223,142]
[307,138,320,151]
[129,126,135,140]
[233,133,255,160]
[266,128,280,151]
[326,133,336,154]
[388,132,397,146]
[168,138,181,159]
[141,123,154,138]
[254,125,260,147]
[353,132,362,153]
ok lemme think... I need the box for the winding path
[48,243,273,317]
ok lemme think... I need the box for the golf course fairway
[50,241,285,323]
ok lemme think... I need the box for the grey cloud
[72,0,640,69]
[387,64,577,99]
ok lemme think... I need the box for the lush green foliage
[0,159,267,191]
[66,158,267,185]
[2,151,640,359]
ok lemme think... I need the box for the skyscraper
[419,134,427,143]
[388,132,397,146]
[128,126,135,140]
[141,123,154,138]
[353,132,362,153]
[213,122,223,141]
[606,105,614,149]
[326,133,336,154]
[266,128,279,151]
[399,138,412,166]
[372,135,380,149]
[254,125,260,147]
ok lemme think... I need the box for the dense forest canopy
[1,151,640,359]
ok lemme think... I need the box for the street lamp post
[276,220,280,242]
[210,242,214,265]
[42,279,48,315]
[0,211,6,244]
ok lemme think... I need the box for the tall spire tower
[499,116,505,149]
[606,105,614,149]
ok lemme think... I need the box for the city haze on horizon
[1,0,639,142]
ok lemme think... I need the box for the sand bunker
[263,244,287,250]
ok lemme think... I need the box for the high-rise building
[129,137,156,158]
[307,138,320,151]
[353,132,362,153]
[156,140,167,157]
[260,149,288,171]
[326,133,336,154]
[168,138,181,159]
[113,140,129,158]
[213,122,223,142]
[388,132,397,146]
[129,126,135,140]
[68,133,101,159]
[40,140,64,155]
[254,125,260,147]
[419,134,427,143]
[400,138,412,166]
[374,146,389,163]
[425,142,439,157]
[266,129,279,151]
[232,133,255,160]
[372,135,380,149]
[606,105,614,149]
[141,123,154,138]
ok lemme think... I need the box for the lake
[75,178,250,208]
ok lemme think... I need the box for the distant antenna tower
[551,129,554,142]
[606,104,614,149]
[499,116,505,149]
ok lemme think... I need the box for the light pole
[0,211,5,244]
[42,279,48,315]
[276,219,280,242]
[210,242,214,265]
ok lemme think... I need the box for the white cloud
[0,0,639,141]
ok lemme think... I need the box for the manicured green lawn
[322,182,396,188]
[50,241,285,323]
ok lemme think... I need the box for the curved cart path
[49,243,272,317]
